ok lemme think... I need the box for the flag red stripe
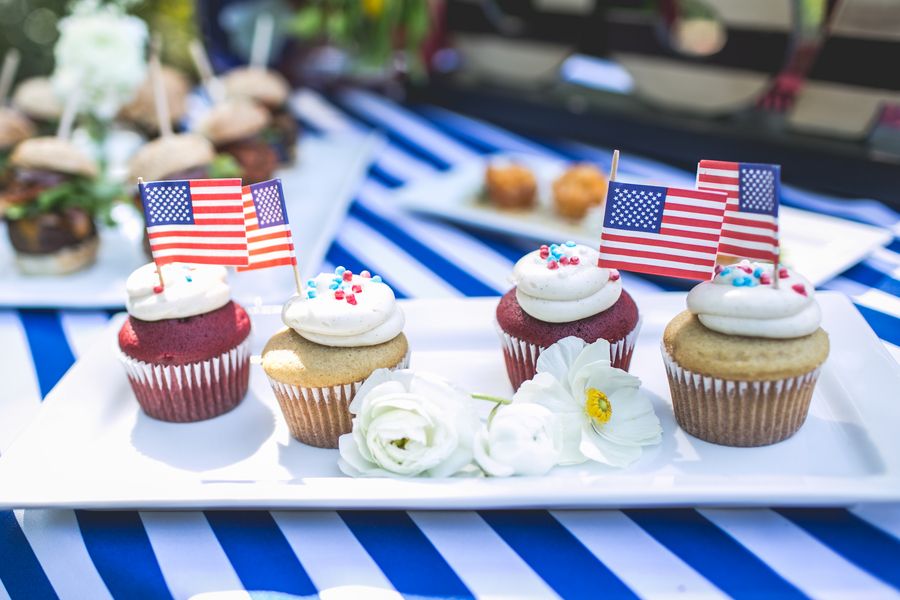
[249,244,294,256]
[149,230,246,239]
[719,244,777,260]
[665,188,728,202]
[662,215,723,229]
[722,230,778,244]
[698,160,739,171]
[151,242,248,251]
[666,202,726,216]
[238,257,297,271]
[598,259,712,281]
[657,226,720,241]
[192,205,244,214]
[599,245,714,267]
[697,174,738,185]
[154,255,249,266]
[189,179,241,188]
[249,230,293,243]
[723,216,778,231]
[190,218,245,226]
[601,233,715,255]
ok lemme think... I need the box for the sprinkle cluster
[714,260,806,296]
[306,266,382,305]
[539,241,581,270]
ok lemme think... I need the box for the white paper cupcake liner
[268,350,411,449]
[497,318,642,390]
[661,348,821,447]
[119,337,251,422]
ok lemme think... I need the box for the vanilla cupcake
[662,261,829,446]
[496,241,640,389]
[262,267,410,448]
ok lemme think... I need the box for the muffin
[496,242,640,389]
[198,99,277,184]
[1,137,101,275]
[485,163,537,209]
[262,267,410,448]
[222,66,298,164]
[118,263,252,422]
[552,164,608,220]
[662,261,829,447]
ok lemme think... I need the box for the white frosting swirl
[126,263,231,321]
[512,243,622,323]
[283,271,404,347]
[687,260,821,338]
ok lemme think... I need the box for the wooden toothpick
[250,13,275,69]
[189,40,224,104]
[596,149,620,258]
[149,47,173,138]
[773,247,781,289]
[0,48,20,106]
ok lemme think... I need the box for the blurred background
[1,0,898,204]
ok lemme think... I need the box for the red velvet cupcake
[118,263,251,422]
[496,242,640,389]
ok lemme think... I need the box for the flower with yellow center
[512,336,661,468]
[362,0,386,18]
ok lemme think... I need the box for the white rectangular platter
[393,153,893,286]
[0,132,381,308]
[1,292,898,509]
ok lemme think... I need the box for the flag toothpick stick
[189,40,224,104]
[250,13,275,69]
[773,248,781,289]
[596,149,620,262]
[609,149,620,182]
[138,177,167,292]
[0,48,20,106]
[56,87,80,139]
[149,46,173,137]
[292,263,303,296]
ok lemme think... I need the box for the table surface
[1,89,899,600]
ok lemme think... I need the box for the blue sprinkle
[753,268,763,278]
[550,244,559,251]
[307,290,317,299]
[732,276,753,287]
[329,282,339,290]
[747,278,759,287]
[307,279,317,288]
[720,267,732,277]
[565,240,576,247]
[335,266,346,275]
[185,276,192,283]
[372,275,383,283]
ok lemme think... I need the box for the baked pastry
[485,163,537,209]
[496,242,640,389]
[662,260,829,446]
[552,163,608,220]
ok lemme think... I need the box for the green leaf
[209,153,243,179]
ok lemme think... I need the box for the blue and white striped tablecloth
[2,90,899,599]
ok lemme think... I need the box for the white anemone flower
[474,403,563,477]
[513,336,662,468]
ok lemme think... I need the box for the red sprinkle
[570,256,580,265]
[739,265,753,274]
[352,284,362,293]
[539,248,549,259]
[547,260,559,270]
[346,294,357,305]
[609,269,621,282]
[360,270,371,278]
[560,256,570,266]
[342,271,353,281]
[714,264,723,274]
[153,285,164,294]
[334,290,345,300]
[759,273,772,285]
[779,267,789,279]
[792,283,807,296]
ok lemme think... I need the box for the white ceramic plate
[1,292,898,510]
[393,153,893,286]
[0,132,381,308]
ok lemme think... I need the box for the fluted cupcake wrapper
[497,319,641,390]
[119,337,251,423]
[661,348,821,447]
[268,350,411,449]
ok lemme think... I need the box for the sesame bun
[0,107,35,149]
[199,99,270,145]
[10,136,98,177]
[12,77,63,122]
[127,133,215,183]
[119,65,191,132]
[222,67,290,109]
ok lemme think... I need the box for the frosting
[126,263,231,321]
[512,242,622,323]
[687,259,821,338]
[282,267,405,347]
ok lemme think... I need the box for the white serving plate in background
[393,153,892,286]
[0,132,381,308]
[0,293,898,510]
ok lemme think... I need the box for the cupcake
[118,263,251,422]
[484,163,537,209]
[496,241,640,389]
[262,268,410,448]
[662,261,829,447]
[552,163,608,220]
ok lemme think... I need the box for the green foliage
[4,176,123,225]
[208,153,243,179]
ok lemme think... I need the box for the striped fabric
[2,91,899,599]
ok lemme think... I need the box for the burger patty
[217,137,278,184]
[270,106,300,163]
[0,168,73,206]
[7,206,97,254]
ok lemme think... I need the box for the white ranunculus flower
[474,403,563,477]
[514,336,662,468]
[338,369,480,478]
[52,1,148,120]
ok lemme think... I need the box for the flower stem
[471,393,512,405]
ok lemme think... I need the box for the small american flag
[237,179,297,271]
[696,160,780,261]
[598,182,729,280]
[140,178,248,266]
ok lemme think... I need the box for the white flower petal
[534,336,585,388]
[514,373,579,413]
[579,423,644,468]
